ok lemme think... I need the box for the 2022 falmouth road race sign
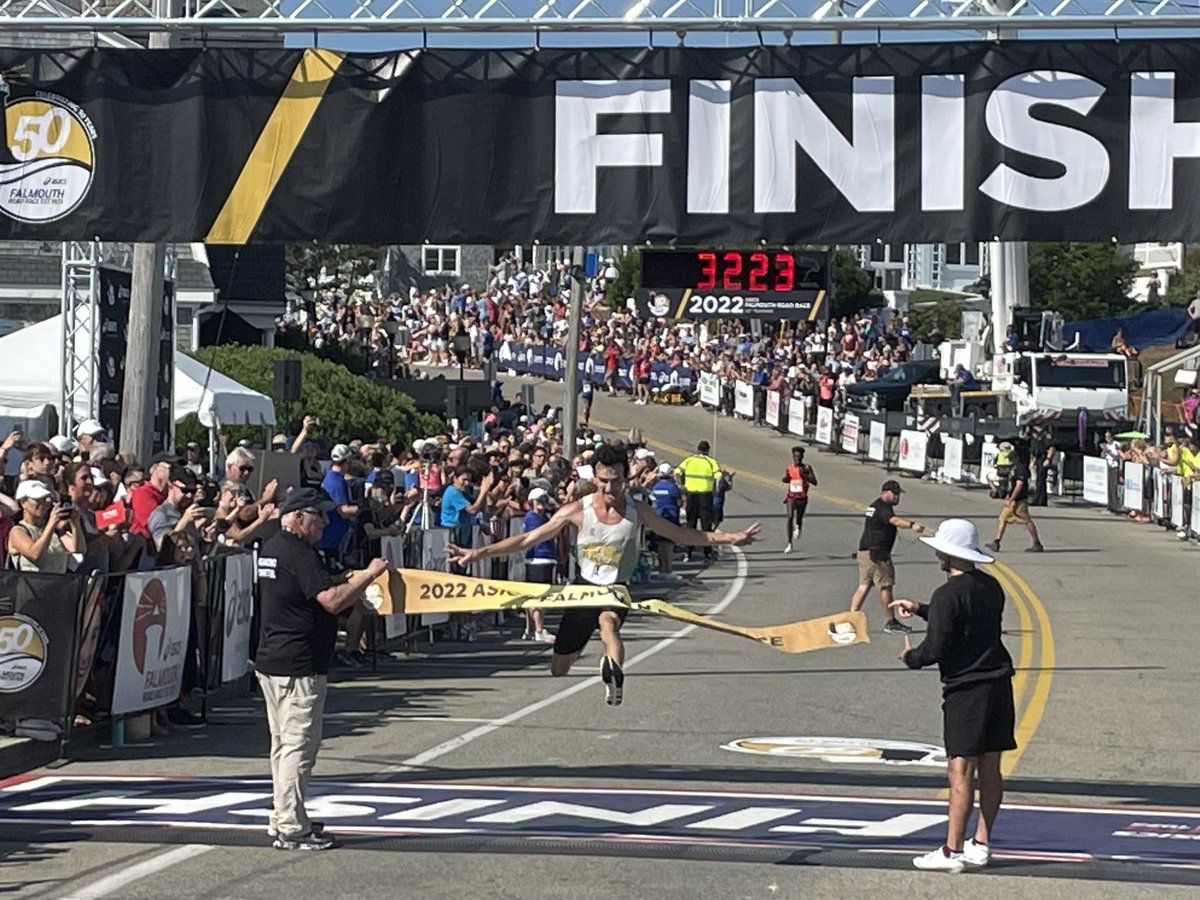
[2,41,1200,244]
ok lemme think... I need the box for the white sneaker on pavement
[962,839,990,867]
[784,543,792,554]
[912,846,966,873]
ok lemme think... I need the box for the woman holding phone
[7,479,83,573]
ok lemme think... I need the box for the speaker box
[274,359,302,402]
[445,384,471,424]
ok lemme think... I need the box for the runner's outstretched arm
[635,501,759,548]
[447,501,581,566]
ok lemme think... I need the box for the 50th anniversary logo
[0,73,96,224]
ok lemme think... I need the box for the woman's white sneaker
[912,846,965,872]
[962,838,991,867]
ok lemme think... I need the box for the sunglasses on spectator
[238,464,254,474]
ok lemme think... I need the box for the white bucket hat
[919,518,994,564]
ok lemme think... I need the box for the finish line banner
[366,568,869,655]
[4,42,1200,243]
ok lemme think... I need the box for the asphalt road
[1,388,1197,899]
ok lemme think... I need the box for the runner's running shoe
[600,656,624,706]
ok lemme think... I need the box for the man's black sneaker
[1026,543,1045,553]
[600,656,625,707]
[268,820,324,839]
[273,830,335,851]
[984,540,1001,552]
[166,708,206,728]
[883,619,912,635]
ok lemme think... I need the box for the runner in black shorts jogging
[890,518,1016,873]
[448,443,759,706]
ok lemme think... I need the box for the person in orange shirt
[781,446,817,554]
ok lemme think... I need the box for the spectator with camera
[7,479,84,573]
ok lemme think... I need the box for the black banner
[0,571,86,738]
[96,266,173,453]
[3,43,1200,243]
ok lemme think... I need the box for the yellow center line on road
[591,415,1056,776]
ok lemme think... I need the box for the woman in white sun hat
[890,518,1016,874]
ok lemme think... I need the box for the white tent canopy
[0,314,275,428]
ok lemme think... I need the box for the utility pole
[563,246,585,457]
[120,7,171,460]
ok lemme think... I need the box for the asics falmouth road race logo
[0,70,96,224]
[0,613,50,693]
[132,578,168,674]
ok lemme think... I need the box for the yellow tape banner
[363,568,869,655]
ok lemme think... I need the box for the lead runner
[447,442,760,706]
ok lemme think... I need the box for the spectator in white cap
[7,479,83,573]
[648,463,683,579]
[318,443,358,557]
[74,419,106,457]
[520,487,558,642]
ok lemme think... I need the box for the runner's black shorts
[553,603,629,657]
[942,677,1017,758]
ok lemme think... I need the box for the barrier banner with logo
[898,429,929,473]
[766,391,781,428]
[7,44,1200,244]
[787,404,807,438]
[1082,456,1110,506]
[1170,475,1185,530]
[868,421,886,462]
[942,436,964,482]
[841,413,860,454]
[734,382,754,418]
[220,554,254,683]
[379,535,407,639]
[1192,485,1200,538]
[419,529,451,627]
[112,567,192,716]
[980,442,999,487]
[1153,470,1167,520]
[0,571,86,738]
[1122,462,1145,512]
[698,372,720,407]
[815,406,834,445]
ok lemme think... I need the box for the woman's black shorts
[942,677,1017,758]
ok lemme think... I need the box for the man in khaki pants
[254,488,389,850]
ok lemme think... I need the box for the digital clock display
[638,248,830,322]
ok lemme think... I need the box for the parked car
[844,359,943,411]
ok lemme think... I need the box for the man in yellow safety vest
[676,440,722,562]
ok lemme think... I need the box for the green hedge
[178,344,442,448]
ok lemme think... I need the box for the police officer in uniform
[254,488,390,851]
[675,440,722,561]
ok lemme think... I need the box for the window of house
[965,243,980,266]
[944,243,962,265]
[422,245,461,275]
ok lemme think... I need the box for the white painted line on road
[376,546,751,778]
[64,844,213,899]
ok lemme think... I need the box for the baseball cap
[279,487,337,515]
[75,419,105,438]
[657,462,673,475]
[330,443,351,462]
[527,487,556,507]
[881,479,904,494]
[634,448,655,460]
[48,435,77,455]
[237,438,254,449]
[15,480,54,502]
[168,466,198,490]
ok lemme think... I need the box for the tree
[606,247,642,310]
[1164,247,1200,307]
[285,243,386,293]
[908,294,964,341]
[829,249,883,319]
[176,345,442,449]
[1027,242,1138,322]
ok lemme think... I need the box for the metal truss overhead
[0,0,1197,37]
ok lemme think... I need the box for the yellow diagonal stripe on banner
[372,568,869,655]
[206,48,343,244]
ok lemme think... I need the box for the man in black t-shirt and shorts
[984,447,1045,553]
[891,518,1017,873]
[848,480,927,635]
[254,488,390,851]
